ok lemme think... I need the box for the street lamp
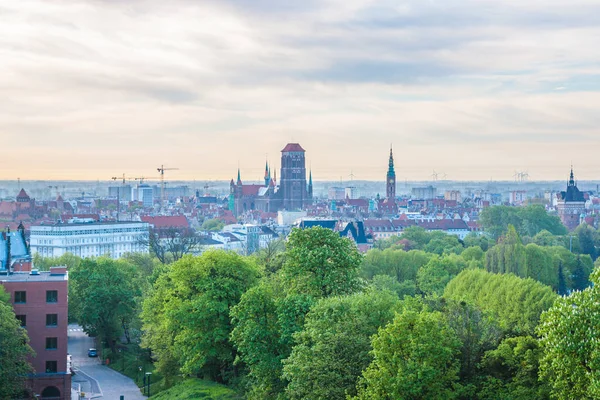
[138,366,142,385]
[145,372,153,397]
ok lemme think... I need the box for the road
[68,324,147,399]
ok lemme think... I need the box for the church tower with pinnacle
[386,146,396,200]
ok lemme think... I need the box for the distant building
[411,186,437,200]
[137,184,154,208]
[345,187,358,200]
[557,168,586,230]
[108,185,132,202]
[328,187,346,200]
[509,190,527,205]
[230,143,313,215]
[30,221,149,259]
[444,190,462,202]
[1,229,71,400]
[386,146,396,200]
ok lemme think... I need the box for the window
[46,337,58,350]
[14,291,26,304]
[45,360,57,373]
[46,290,58,303]
[16,315,26,327]
[46,314,58,327]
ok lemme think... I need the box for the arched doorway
[41,386,60,400]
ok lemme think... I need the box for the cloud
[1,0,600,180]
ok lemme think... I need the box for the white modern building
[30,221,149,259]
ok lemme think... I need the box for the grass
[148,378,240,400]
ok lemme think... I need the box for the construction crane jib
[157,165,179,207]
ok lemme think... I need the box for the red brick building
[0,266,71,400]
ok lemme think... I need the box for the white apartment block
[30,221,149,259]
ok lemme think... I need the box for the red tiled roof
[346,199,369,207]
[140,215,189,229]
[417,219,469,230]
[242,185,263,196]
[281,143,305,152]
[16,189,30,199]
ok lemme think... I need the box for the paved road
[68,324,146,399]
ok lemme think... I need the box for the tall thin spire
[388,144,395,175]
[237,168,242,185]
[569,164,575,186]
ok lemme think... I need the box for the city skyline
[2,1,600,181]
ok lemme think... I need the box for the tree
[201,218,226,232]
[353,309,462,400]
[444,269,557,336]
[538,266,600,399]
[485,225,527,277]
[282,290,399,400]
[230,279,292,398]
[532,230,561,247]
[69,257,141,353]
[371,274,416,298]
[253,238,286,275]
[142,251,260,383]
[0,286,34,399]
[557,263,568,296]
[141,227,202,264]
[524,243,557,288]
[479,205,567,240]
[360,248,431,283]
[32,252,81,271]
[572,255,591,291]
[576,223,597,261]
[479,336,550,400]
[281,227,362,298]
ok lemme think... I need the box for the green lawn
[149,378,240,399]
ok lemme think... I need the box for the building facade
[557,168,586,230]
[30,221,149,259]
[1,267,71,400]
[230,143,313,216]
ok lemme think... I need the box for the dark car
[88,348,98,357]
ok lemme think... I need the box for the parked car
[88,348,98,357]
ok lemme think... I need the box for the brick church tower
[280,143,309,210]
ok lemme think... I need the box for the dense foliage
[0,286,34,399]
[444,269,556,335]
[57,209,600,398]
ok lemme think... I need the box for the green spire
[237,168,242,184]
[309,170,313,185]
[388,145,395,175]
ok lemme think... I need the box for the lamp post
[146,372,152,397]
[138,366,142,385]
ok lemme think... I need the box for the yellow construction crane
[157,165,179,207]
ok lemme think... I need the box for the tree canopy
[0,286,34,399]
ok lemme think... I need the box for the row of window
[31,227,147,236]
[17,313,58,327]
[14,290,58,304]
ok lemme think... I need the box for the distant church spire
[388,145,395,175]
[308,169,313,199]
[237,168,242,185]
[386,145,396,200]
[569,165,575,186]
[264,161,270,186]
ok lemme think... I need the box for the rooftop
[0,270,68,282]
[32,221,148,228]
[281,143,305,152]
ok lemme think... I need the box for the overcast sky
[2,0,599,181]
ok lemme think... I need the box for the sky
[1,0,600,182]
